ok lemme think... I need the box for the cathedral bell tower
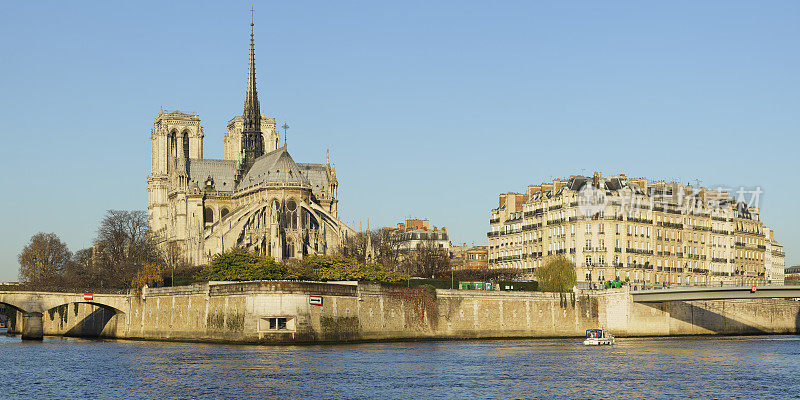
[236,15,265,183]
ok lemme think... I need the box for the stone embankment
[2,281,799,343]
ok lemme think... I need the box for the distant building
[764,227,785,284]
[450,245,489,270]
[392,219,450,252]
[489,172,782,286]
[450,244,468,269]
[784,266,800,285]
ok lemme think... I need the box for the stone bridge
[0,290,131,340]
[630,285,800,302]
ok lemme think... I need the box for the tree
[62,247,97,288]
[92,210,162,288]
[196,249,289,281]
[536,255,577,292]
[18,232,72,287]
[337,231,368,263]
[132,263,164,289]
[406,237,450,278]
[295,254,405,283]
[163,241,185,286]
[194,250,406,284]
[337,228,403,270]
[373,228,402,270]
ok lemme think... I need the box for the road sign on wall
[83,293,94,301]
[309,295,323,306]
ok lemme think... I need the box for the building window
[259,317,296,332]
[269,318,287,330]
[203,207,214,223]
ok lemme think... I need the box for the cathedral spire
[238,6,264,182]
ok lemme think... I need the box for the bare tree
[163,241,185,286]
[337,231,368,263]
[337,228,403,270]
[407,237,450,278]
[92,210,162,288]
[18,232,72,287]
[62,247,97,288]
[373,228,401,270]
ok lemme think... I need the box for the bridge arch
[0,299,29,314]
[0,301,27,333]
[41,300,127,338]
[44,301,126,317]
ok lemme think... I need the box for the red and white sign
[309,295,323,306]
[750,286,757,293]
[83,293,94,301]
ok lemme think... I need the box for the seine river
[1,331,799,399]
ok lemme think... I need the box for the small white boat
[583,329,614,346]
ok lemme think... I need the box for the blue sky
[0,1,798,281]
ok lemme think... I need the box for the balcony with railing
[626,248,653,255]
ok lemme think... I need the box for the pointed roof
[242,15,261,137]
[237,147,312,190]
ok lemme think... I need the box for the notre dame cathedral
[147,19,354,265]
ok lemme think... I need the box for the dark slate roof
[565,176,588,191]
[188,159,237,192]
[237,147,311,190]
[604,177,624,191]
[297,163,331,199]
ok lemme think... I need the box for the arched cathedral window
[286,200,298,229]
[204,207,214,224]
[183,133,190,159]
[167,131,177,172]
[283,237,294,259]
[271,200,280,223]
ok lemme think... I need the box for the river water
[1,331,799,399]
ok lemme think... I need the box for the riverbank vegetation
[535,255,577,292]
[16,210,162,291]
[195,250,406,284]
[17,213,541,291]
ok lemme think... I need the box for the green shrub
[196,249,289,281]
[194,250,406,284]
[536,255,577,292]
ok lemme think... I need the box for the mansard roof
[237,147,311,190]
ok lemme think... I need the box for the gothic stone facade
[147,22,353,265]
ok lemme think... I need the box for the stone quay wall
[4,282,800,343]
